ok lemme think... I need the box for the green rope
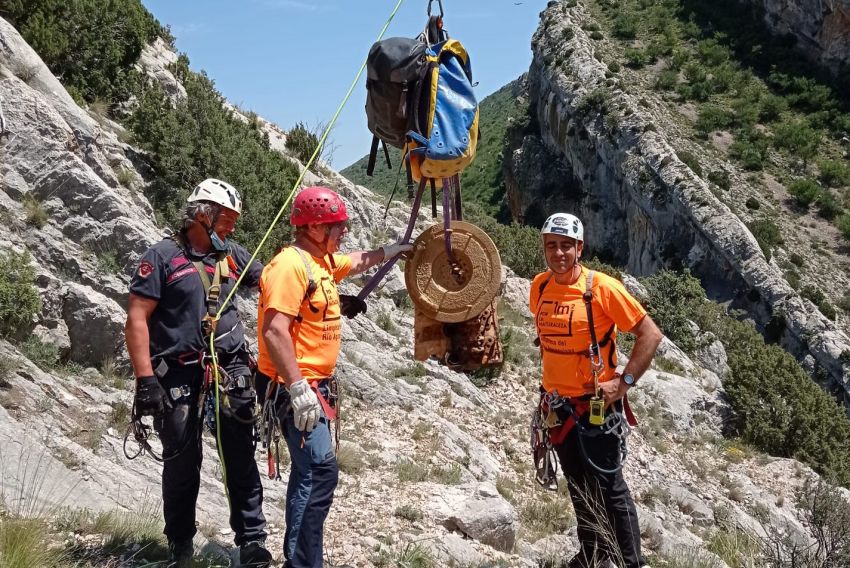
[208,0,408,504]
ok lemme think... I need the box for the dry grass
[336,443,365,475]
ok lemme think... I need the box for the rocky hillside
[2,4,850,568]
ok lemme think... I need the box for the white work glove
[288,379,320,432]
[381,241,413,261]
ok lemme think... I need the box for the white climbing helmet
[187,178,242,215]
[541,213,583,241]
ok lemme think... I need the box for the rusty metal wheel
[405,221,502,323]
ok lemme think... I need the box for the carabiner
[427,0,444,17]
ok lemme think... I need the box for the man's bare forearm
[623,315,663,380]
[125,317,154,377]
[263,316,304,387]
[347,249,385,275]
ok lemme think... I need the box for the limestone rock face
[1,17,160,366]
[137,37,187,103]
[748,0,850,75]
[426,482,518,552]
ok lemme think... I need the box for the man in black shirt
[125,178,272,568]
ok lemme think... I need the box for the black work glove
[134,375,172,416]
[339,294,367,319]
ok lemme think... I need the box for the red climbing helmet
[290,186,349,226]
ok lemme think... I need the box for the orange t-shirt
[529,266,646,397]
[257,247,352,382]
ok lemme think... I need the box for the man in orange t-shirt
[530,213,662,568]
[256,186,411,568]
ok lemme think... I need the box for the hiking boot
[239,539,273,567]
[166,538,194,567]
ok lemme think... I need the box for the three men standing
[126,178,660,568]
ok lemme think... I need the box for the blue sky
[140,0,545,168]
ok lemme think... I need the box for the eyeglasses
[329,221,350,232]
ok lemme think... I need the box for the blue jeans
[257,373,338,568]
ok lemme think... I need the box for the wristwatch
[622,373,637,387]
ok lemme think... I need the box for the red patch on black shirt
[138,261,154,278]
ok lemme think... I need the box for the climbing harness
[259,377,341,481]
[172,232,231,338]
[123,352,257,462]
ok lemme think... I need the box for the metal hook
[427,0,444,17]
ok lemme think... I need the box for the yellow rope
[208,0,408,503]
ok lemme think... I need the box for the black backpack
[364,37,427,175]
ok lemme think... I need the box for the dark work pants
[155,359,267,546]
[554,415,643,568]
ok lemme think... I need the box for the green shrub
[0,250,42,338]
[612,12,638,39]
[747,219,783,260]
[394,544,434,568]
[722,333,850,484]
[729,129,770,170]
[607,60,621,73]
[788,252,805,267]
[466,207,545,279]
[18,336,60,371]
[562,27,575,42]
[676,149,702,176]
[393,505,423,522]
[745,197,760,210]
[696,38,730,66]
[589,30,604,41]
[642,271,850,486]
[128,60,299,257]
[285,121,323,170]
[22,194,48,228]
[576,87,610,117]
[3,0,165,103]
[623,47,649,68]
[816,190,843,220]
[839,291,850,312]
[788,178,821,207]
[773,119,822,166]
[839,213,850,242]
[801,285,836,320]
[784,269,801,290]
[654,68,678,91]
[757,94,787,122]
[695,104,732,137]
[817,159,850,188]
[708,170,731,191]
[641,270,706,353]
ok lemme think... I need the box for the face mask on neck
[209,230,229,252]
